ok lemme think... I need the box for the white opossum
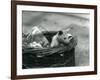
[51,30,73,48]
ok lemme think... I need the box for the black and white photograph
[11,1,97,79]
[22,11,89,69]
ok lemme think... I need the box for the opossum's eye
[64,37,66,40]
[68,35,72,39]
[58,31,63,35]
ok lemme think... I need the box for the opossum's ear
[58,31,63,35]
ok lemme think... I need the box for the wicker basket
[22,32,77,69]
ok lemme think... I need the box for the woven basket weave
[22,32,77,68]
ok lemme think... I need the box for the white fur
[50,33,59,47]
[50,30,73,48]
[29,42,43,48]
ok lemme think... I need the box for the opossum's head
[57,30,73,44]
